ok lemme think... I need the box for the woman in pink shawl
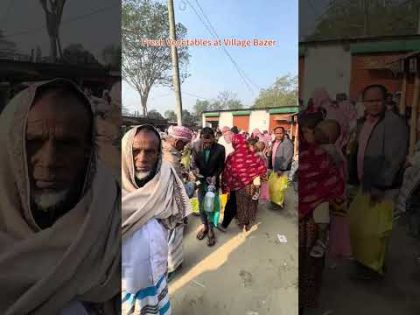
[311,88,356,157]
[310,88,354,261]
[251,128,263,140]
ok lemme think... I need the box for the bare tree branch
[122,0,190,115]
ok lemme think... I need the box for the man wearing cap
[163,125,193,178]
[162,125,193,278]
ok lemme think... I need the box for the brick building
[202,107,299,137]
[299,35,420,106]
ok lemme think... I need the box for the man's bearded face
[26,91,91,212]
[132,130,160,182]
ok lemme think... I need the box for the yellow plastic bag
[220,193,228,212]
[268,172,288,207]
[181,154,191,170]
[190,197,200,214]
[349,190,393,274]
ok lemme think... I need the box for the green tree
[192,99,211,117]
[122,0,190,116]
[215,91,243,110]
[164,109,177,122]
[310,0,417,40]
[61,44,100,65]
[191,92,243,116]
[147,109,165,120]
[102,44,121,70]
[254,74,297,108]
[165,109,197,125]
[182,109,197,126]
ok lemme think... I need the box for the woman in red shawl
[298,111,345,311]
[222,134,267,231]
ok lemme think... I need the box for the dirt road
[305,218,420,315]
[168,189,299,315]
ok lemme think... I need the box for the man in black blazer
[191,127,226,246]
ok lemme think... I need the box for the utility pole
[167,0,183,126]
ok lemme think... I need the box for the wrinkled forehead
[26,86,93,138]
[132,129,161,150]
[29,93,90,121]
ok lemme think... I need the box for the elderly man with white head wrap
[0,79,120,314]
[121,124,191,315]
[161,125,194,277]
[163,125,193,178]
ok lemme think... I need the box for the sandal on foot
[207,231,216,247]
[196,228,208,240]
[217,225,227,233]
[310,239,327,258]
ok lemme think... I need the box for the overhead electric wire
[192,0,261,91]
[183,0,258,94]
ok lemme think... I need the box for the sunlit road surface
[169,188,298,315]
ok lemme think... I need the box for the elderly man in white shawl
[0,79,120,315]
[162,125,193,279]
[122,124,191,315]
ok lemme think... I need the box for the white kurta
[122,219,168,292]
[122,219,171,315]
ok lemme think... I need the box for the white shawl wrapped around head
[121,125,191,240]
[0,79,120,314]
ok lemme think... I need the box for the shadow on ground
[168,189,298,315]
[305,218,420,315]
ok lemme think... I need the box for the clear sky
[123,0,298,115]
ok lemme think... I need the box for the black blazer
[191,141,226,189]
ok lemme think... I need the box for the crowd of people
[298,85,416,313]
[121,123,296,314]
[4,77,418,315]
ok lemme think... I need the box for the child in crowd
[312,120,351,259]
[255,141,270,201]
[300,115,346,258]
[247,138,263,201]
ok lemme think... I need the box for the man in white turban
[163,125,194,177]
[161,125,193,278]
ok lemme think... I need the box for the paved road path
[169,189,298,315]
